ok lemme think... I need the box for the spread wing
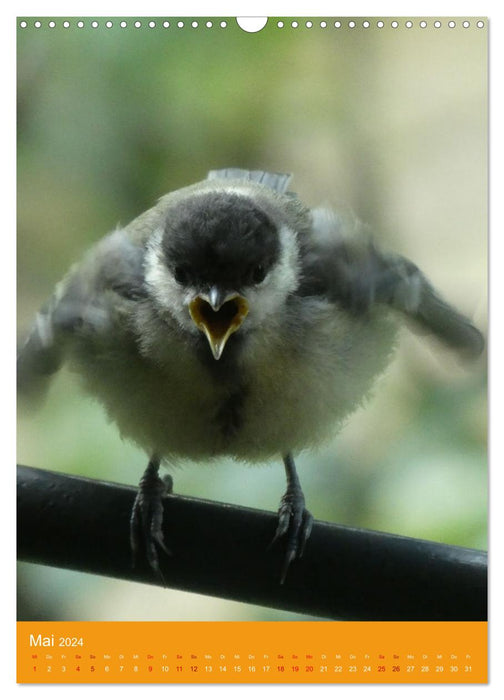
[300,207,484,359]
[17,229,146,400]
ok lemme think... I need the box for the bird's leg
[270,453,313,584]
[130,455,173,582]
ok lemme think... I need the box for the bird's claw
[130,466,173,584]
[270,488,313,584]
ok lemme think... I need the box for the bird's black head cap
[162,191,280,291]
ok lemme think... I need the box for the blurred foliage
[17,17,487,621]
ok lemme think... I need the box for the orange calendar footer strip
[17,620,487,684]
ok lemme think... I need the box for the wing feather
[17,230,146,399]
[300,207,484,359]
[206,168,292,194]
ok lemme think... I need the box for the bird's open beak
[189,287,249,360]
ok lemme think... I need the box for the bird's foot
[130,458,173,584]
[270,484,313,584]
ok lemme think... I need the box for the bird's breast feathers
[69,294,397,463]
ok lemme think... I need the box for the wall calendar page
[16,12,488,688]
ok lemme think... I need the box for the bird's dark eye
[251,264,266,285]
[174,266,190,285]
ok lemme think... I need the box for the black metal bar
[17,464,487,621]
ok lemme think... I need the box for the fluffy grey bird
[18,168,484,583]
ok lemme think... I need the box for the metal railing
[17,464,487,621]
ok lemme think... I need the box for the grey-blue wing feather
[301,211,484,359]
[404,281,485,358]
[17,230,146,398]
[207,168,292,194]
[17,296,66,398]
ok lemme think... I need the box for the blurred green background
[17,17,487,621]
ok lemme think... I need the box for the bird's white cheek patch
[245,225,300,326]
[144,228,195,330]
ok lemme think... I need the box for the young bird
[17,168,484,584]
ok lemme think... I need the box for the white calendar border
[4,0,501,698]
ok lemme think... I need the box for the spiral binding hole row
[19,18,486,30]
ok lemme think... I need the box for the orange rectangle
[17,621,487,684]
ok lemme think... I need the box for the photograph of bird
[17,168,484,584]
